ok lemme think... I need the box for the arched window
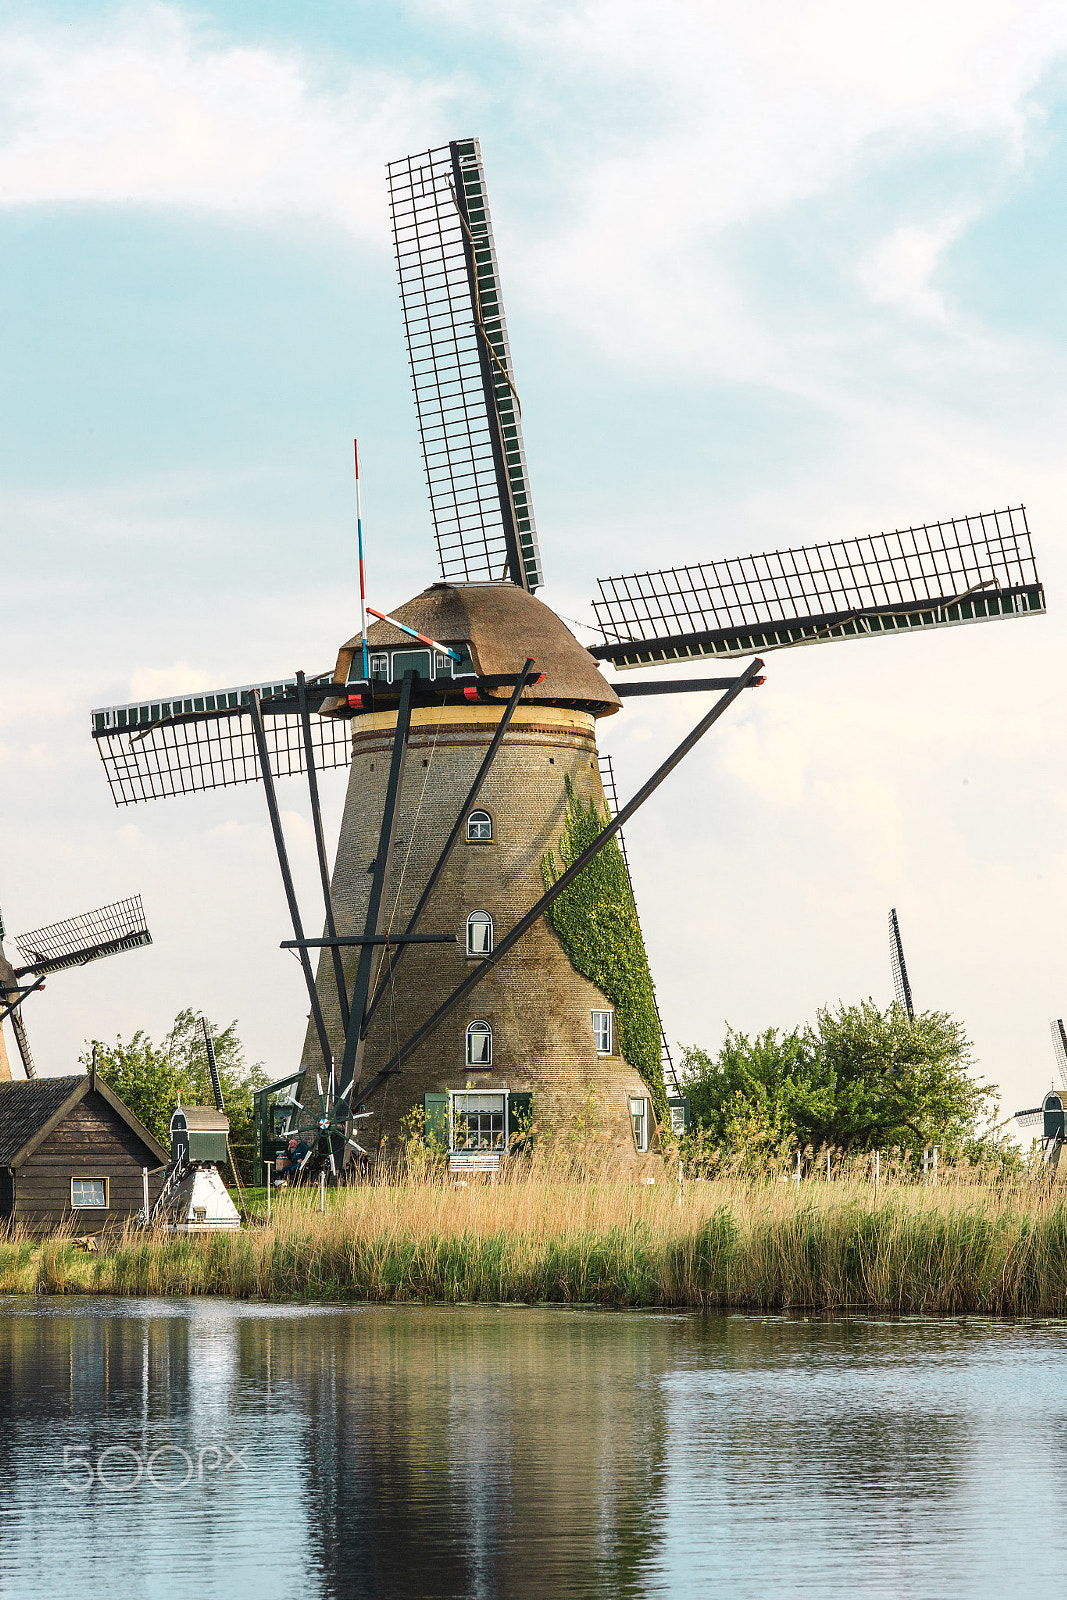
[466,809,492,842]
[467,911,493,956]
[466,1021,492,1066]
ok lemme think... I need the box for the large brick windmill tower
[90,138,1045,1175]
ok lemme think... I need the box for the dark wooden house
[0,1069,169,1231]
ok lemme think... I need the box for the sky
[3,0,1067,1120]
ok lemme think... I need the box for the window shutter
[424,1093,448,1151]
[508,1092,533,1151]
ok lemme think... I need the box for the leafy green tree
[681,1000,994,1159]
[81,1010,268,1181]
[84,1031,184,1150]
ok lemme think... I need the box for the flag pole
[354,439,369,680]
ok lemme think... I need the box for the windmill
[0,894,151,1081]
[87,137,1045,1172]
[153,1017,242,1230]
[889,908,915,1020]
[1014,1021,1067,1176]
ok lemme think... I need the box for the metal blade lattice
[1051,1021,1067,1092]
[889,908,914,1020]
[15,895,151,975]
[387,138,543,590]
[591,508,1044,668]
[90,683,351,805]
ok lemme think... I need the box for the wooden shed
[0,1068,169,1232]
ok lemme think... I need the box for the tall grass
[4,1166,1067,1313]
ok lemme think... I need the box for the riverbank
[3,1173,1066,1313]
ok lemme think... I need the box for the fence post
[873,1149,880,1188]
[826,1149,831,1183]
[319,1168,326,1214]
[677,1158,683,1208]
[932,1145,938,1187]
[922,1147,929,1184]
[795,1149,802,1185]
[266,1161,271,1221]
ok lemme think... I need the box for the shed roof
[172,1106,229,1131]
[334,583,621,717]
[0,1073,169,1169]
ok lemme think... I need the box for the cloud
[434,0,1067,378]
[0,4,454,239]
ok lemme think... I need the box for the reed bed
[4,1171,1067,1314]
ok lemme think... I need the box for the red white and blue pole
[366,607,461,662]
[354,439,369,681]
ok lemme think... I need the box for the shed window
[451,1091,506,1151]
[467,810,492,842]
[71,1178,108,1209]
[467,911,493,955]
[368,653,389,681]
[592,1010,613,1054]
[466,1020,492,1066]
[630,1097,649,1153]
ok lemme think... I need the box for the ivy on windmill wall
[541,777,667,1121]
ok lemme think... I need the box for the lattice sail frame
[591,508,1044,668]
[387,138,543,590]
[90,680,350,805]
[889,908,914,1019]
[1052,1021,1067,1093]
[15,895,151,975]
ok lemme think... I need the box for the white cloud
[0,5,455,238]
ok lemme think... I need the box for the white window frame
[71,1176,108,1209]
[466,1020,493,1067]
[449,1090,508,1152]
[368,652,389,679]
[466,911,493,956]
[466,810,492,842]
[592,1010,613,1055]
[630,1097,649,1153]
[669,1103,686,1135]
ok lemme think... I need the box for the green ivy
[541,776,667,1121]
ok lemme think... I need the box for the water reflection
[0,1301,1062,1598]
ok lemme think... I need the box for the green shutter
[424,1093,448,1152]
[508,1093,534,1151]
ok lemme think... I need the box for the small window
[368,653,389,681]
[466,1020,492,1066]
[71,1177,108,1209]
[592,1010,613,1054]
[467,911,493,956]
[467,810,492,842]
[630,1097,649,1153]
[450,1091,506,1151]
[433,651,453,678]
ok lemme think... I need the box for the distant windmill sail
[590,508,1044,669]
[202,1016,225,1115]
[889,908,914,1020]
[1051,1020,1067,1091]
[387,138,543,592]
[15,895,152,976]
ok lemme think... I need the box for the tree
[681,1000,994,1159]
[81,1010,268,1181]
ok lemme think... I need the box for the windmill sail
[1051,1020,1067,1091]
[590,508,1044,669]
[387,138,543,592]
[14,895,152,976]
[90,679,349,805]
[889,907,914,1020]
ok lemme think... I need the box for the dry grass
[3,1167,1067,1314]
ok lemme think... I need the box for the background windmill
[88,137,1045,1171]
[0,894,151,1080]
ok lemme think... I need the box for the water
[0,1299,1059,1599]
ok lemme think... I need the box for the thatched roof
[334,583,621,717]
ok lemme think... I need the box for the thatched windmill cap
[334,582,621,717]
